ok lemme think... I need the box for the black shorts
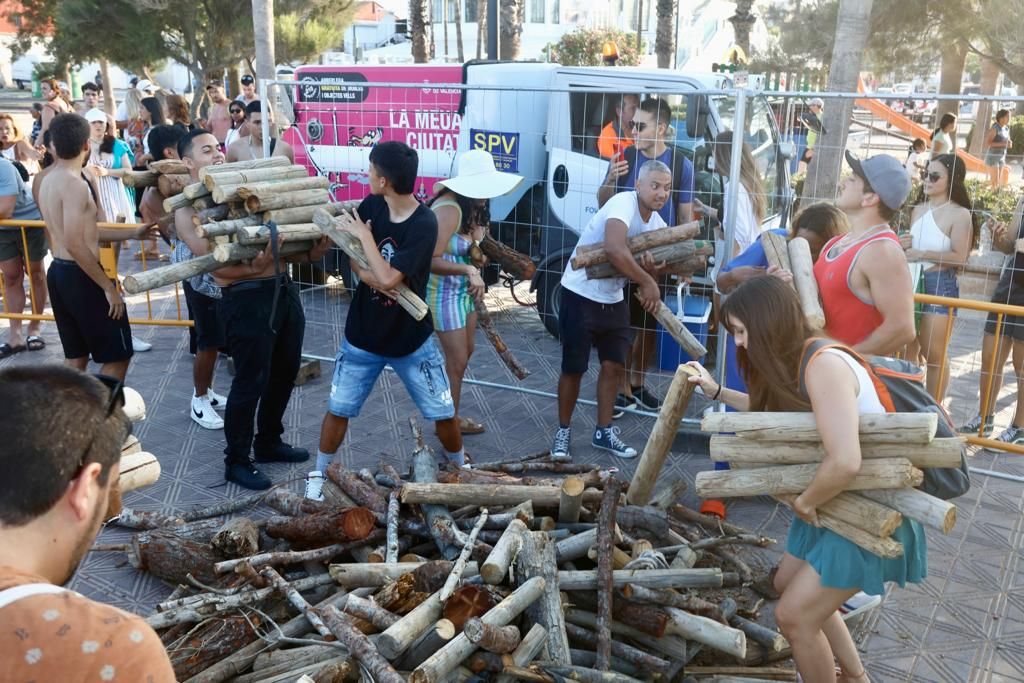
[47,258,133,363]
[985,311,1024,341]
[625,282,658,331]
[0,227,47,262]
[558,288,634,374]
[183,280,226,352]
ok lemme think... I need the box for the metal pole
[487,0,498,59]
[259,78,271,159]
[636,0,643,57]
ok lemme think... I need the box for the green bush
[542,27,643,67]
[1010,115,1024,157]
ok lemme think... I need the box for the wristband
[711,383,722,401]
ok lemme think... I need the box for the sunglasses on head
[70,374,126,480]
[921,171,942,183]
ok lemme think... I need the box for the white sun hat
[84,108,107,124]
[437,149,523,199]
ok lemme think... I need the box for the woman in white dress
[83,108,135,224]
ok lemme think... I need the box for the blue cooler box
[657,283,712,370]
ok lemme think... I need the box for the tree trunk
[654,0,675,69]
[443,0,449,58]
[226,64,242,100]
[934,39,967,128]
[454,0,465,63]
[499,0,522,60]
[729,1,755,58]
[411,0,430,63]
[801,0,873,206]
[476,0,487,60]
[99,60,116,118]
[250,0,276,128]
[970,57,1001,155]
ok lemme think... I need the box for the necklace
[926,200,950,213]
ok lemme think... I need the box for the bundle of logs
[106,387,161,520]
[98,418,799,683]
[695,412,961,558]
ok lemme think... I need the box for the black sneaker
[613,393,636,420]
[225,461,272,490]
[631,385,662,411]
[253,442,311,463]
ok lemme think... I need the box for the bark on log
[860,487,957,534]
[246,187,330,213]
[400,483,605,508]
[262,488,332,516]
[702,412,938,443]
[685,666,796,681]
[263,200,358,225]
[559,568,724,590]
[616,506,670,540]
[183,181,211,200]
[621,584,724,622]
[649,479,688,509]
[818,492,903,537]
[386,491,401,563]
[564,608,688,662]
[259,566,332,637]
[394,619,457,670]
[168,614,259,680]
[596,478,623,670]
[265,507,376,545]
[203,164,307,191]
[192,196,217,211]
[493,624,548,683]
[211,517,260,558]
[127,529,221,584]
[163,192,192,213]
[119,451,160,493]
[235,175,329,202]
[195,215,261,238]
[377,589,445,660]
[709,435,966,469]
[198,155,291,181]
[572,226,705,268]
[411,444,461,559]
[695,458,923,498]
[150,159,189,175]
[543,664,646,683]
[214,529,385,573]
[563,622,670,675]
[456,501,536,530]
[481,518,528,584]
[728,615,788,655]
[641,296,707,359]
[475,295,530,379]
[514,531,572,666]
[480,234,536,279]
[774,494,904,558]
[313,209,430,320]
[664,605,746,659]
[788,237,826,329]
[329,562,479,587]
[585,241,711,279]
[235,223,322,246]
[158,173,192,197]
[192,204,231,227]
[211,239,315,263]
[443,584,499,630]
[760,231,791,273]
[570,592,668,638]
[123,170,158,188]
[112,507,184,529]
[410,576,546,683]
[325,464,388,512]
[342,593,401,630]
[464,618,521,653]
[628,364,700,505]
[668,504,776,543]
[440,509,488,600]
[559,476,585,523]
[315,605,406,683]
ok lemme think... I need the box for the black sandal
[0,343,26,359]
[26,336,45,351]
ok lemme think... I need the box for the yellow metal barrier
[0,220,191,328]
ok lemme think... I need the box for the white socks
[315,450,334,473]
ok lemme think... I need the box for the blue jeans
[328,336,455,421]
[920,268,959,315]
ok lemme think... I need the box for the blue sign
[469,129,519,172]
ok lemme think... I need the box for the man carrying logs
[172,130,229,430]
[309,141,464,500]
[38,113,155,382]
[0,366,175,681]
[552,159,672,461]
[226,100,295,164]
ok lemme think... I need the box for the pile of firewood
[695,412,960,558]
[106,387,161,519]
[98,418,798,683]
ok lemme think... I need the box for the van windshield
[711,93,781,219]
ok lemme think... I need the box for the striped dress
[89,140,134,223]
[426,199,474,332]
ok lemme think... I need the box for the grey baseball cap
[845,150,912,211]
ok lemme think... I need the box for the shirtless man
[226,100,294,163]
[204,82,233,145]
[37,114,154,381]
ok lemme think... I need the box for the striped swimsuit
[426,199,474,332]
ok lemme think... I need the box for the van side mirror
[778,141,797,160]
[686,94,709,139]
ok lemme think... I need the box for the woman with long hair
[165,94,195,131]
[426,149,523,436]
[983,108,1011,188]
[34,78,72,146]
[0,114,42,175]
[84,109,135,224]
[901,153,974,401]
[694,130,767,257]
[133,97,167,167]
[224,101,247,148]
[688,276,926,683]
[930,113,957,156]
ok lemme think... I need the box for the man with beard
[0,366,175,681]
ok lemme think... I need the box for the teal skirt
[786,517,927,596]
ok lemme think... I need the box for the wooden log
[330,561,479,587]
[192,204,231,227]
[481,518,528,584]
[241,176,329,210]
[198,155,291,181]
[555,526,622,563]
[572,226,704,267]
[596,479,623,670]
[203,164,307,191]
[788,236,826,329]
[411,440,461,560]
[342,593,401,631]
[859,487,957,534]
[127,529,220,585]
[215,528,384,574]
[263,200,358,225]
[263,488,331,516]
[544,664,646,683]
[695,458,923,498]
[410,576,546,683]
[400,483,604,508]
[514,531,572,666]
[686,666,796,681]
[584,240,711,279]
[123,169,158,188]
[211,517,259,558]
[564,608,688,663]
[709,435,966,469]
[818,492,903,537]
[474,294,531,379]
[621,584,724,623]
[760,230,791,273]
[259,566,332,638]
[315,605,405,683]
[702,411,938,443]
[196,215,261,238]
[394,619,457,670]
[641,295,707,359]
[480,234,536,280]
[616,506,670,541]
[493,624,549,683]
[183,181,211,200]
[774,494,904,558]
[728,615,788,655]
[245,187,330,213]
[440,509,488,600]
[457,501,535,530]
[212,238,315,263]
[664,605,746,659]
[563,622,670,675]
[112,507,184,530]
[192,196,216,211]
[559,476,585,524]
[265,507,376,544]
[325,464,388,512]
[385,491,401,564]
[163,192,192,213]
[649,479,688,509]
[235,222,322,246]
[168,614,259,680]
[628,364,700,506]
[313,209,430,321]
[158,173,192,197]
[570,591,669,638]
[213,174,320,204]
[443,584,499,630]
[150,159,189,175]
[559,568,723,590]
[377,589,445,659]
[118,451,160,493]
[464,618,522,654]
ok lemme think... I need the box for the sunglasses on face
[70,374,126,480]
[921,171,942,183]
[230,109,243,115]
[629,121,648,132]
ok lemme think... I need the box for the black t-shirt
[344,194,437,357]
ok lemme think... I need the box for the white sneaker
[305,471,325,501]
[840,591,882,622]
[206,388,228,411]
[132,336,152,352]
[190,395,224,430]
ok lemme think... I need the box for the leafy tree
[544,27,643,67]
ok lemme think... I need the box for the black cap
[241,75,255,85]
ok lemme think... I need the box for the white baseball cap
[84,108,108,124]
[808,97,824,108]
[136,79,156,93]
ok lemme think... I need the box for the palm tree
[454,0,465,63]
[251,0,276,118]
[655,0,675,68]
[499,0,522,60]
[729,1,756,57]
[410,0,429,63]
[476,0,486,59]
[801,0,874,205]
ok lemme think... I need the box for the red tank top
[813,230,900,346]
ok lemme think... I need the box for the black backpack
[798,338,970,500]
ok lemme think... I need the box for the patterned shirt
[0,566,175,683]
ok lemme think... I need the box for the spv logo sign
[469,129,519,172]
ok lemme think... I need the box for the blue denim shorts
[920,268,959,316]
[328,336,456,421]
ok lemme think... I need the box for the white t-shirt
[560,191,666,304]
[729,180,761,254]
[115,101,128,121]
